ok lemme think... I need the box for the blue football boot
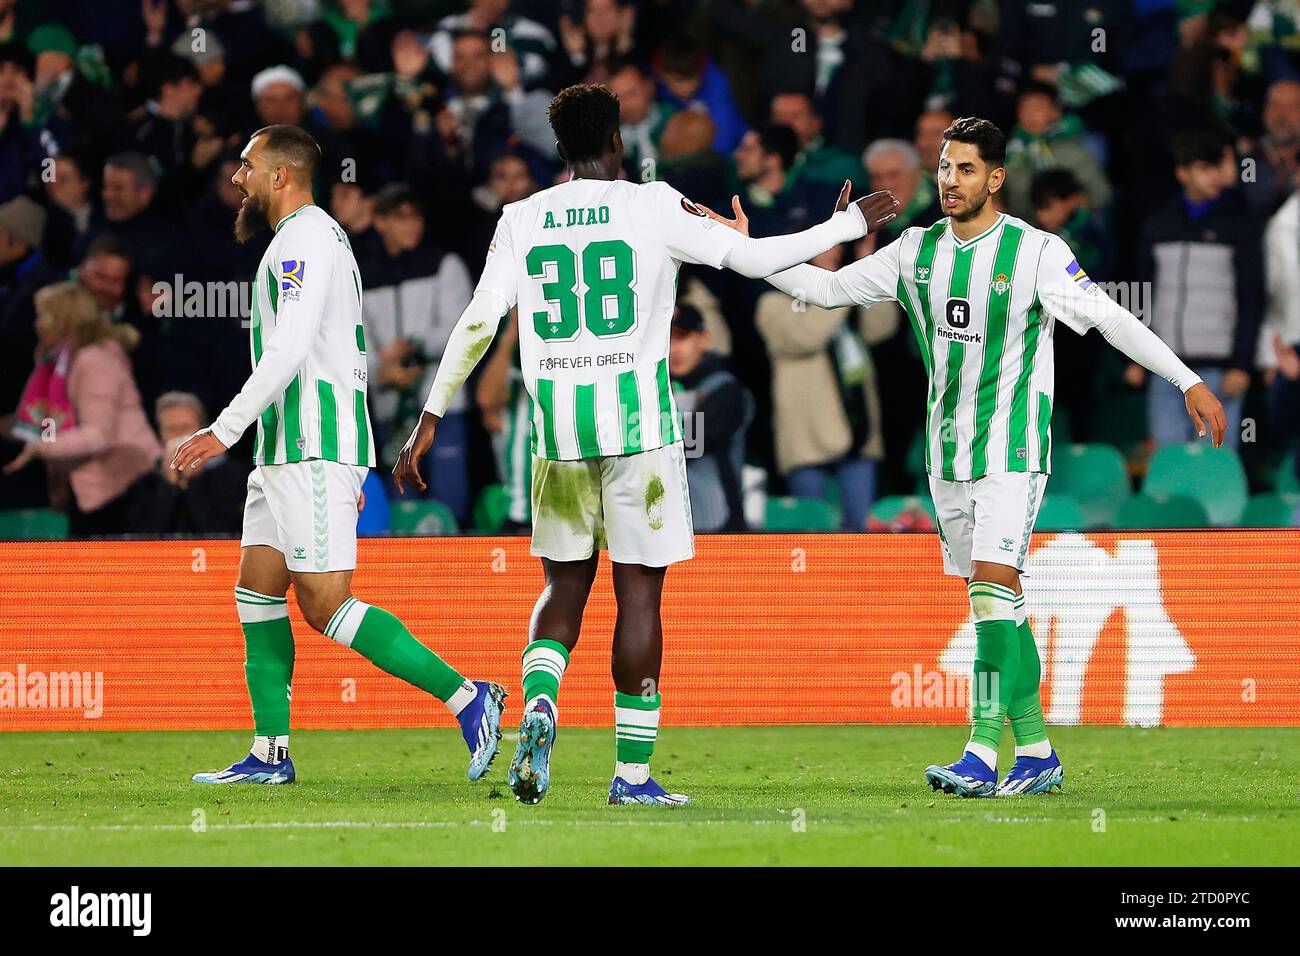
[924,752,997,798]
[995,750,1064,797]
[192,753,296,785]
[608,775,690,806]
[507,699,556,805]
[457,681,507,781]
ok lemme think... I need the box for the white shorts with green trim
[928,471,1047,578]
[530,442,694,567]
[240,460,367,573]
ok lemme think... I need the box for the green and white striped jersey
[821,213,1115,481]
[211,204,376,468]
[472,178,742,460]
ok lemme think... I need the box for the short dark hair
[85,233,134,265]
[144,53,199,99]
[656,33,705,78]
[104,151,158,191]
[0,41,33,77]
[251,124,321,184]
[1171,128,1228,168]
[755,123,799,171]
[1017,80,1060,105]
[942,116,1006,168]
[373,182,420,217]
[548,84,620,164]
[1030,168,1084,209]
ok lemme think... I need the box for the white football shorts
[928,471,1048,578]
[241,460,366,573]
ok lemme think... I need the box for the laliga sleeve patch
[281,260,306,289]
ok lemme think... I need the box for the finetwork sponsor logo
[49,886,152,936]
[0,665,103,718]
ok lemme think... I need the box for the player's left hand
[1184,382,1227,448]
[697,195,750,236]
[393,411,438,494]
[171,428,227,473]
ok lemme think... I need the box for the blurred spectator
[701,0,908,154]
[864,139,940,246]
[3,281,159,535]
[1243,78,1300,219]
[1137,129,1262,450]
[669,305,750,532]
[1030,168,1109,276]
[295,0,397,79]
[125,54,202,178]
[770,90,864,191]
[1263,175,1300,490]
[756,243,885,530]
[0,194,58,410]
[355,184,474,520]
[1003,81,1112,221]
[475,309,530,531]
[81,151,182,268]
[998,0,1130,108]
[732,123,836,238]
[556,0,638,87]
[25,23,121,164]
[464,151,538,276]
[251,65,306,127]
[42,151,94,263]
[440,33,555,174]
[128,391,247,534]
[610,59,670,180]
[657,109,727,211]
[913,106,953,174]
[678,272,730,356]
[76,234,132,321]
[0,40,40,202]
[430,0,557,89]
[652,32,746,153]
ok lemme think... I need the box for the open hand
[837,181,900,233]
[697,195,751,236]
[1184,382,1227,447]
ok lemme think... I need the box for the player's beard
[234,191,268,244]
[948,186,990,222]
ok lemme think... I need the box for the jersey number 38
[526,240,637,342]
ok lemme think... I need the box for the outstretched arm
[700,194,902,309]
[1040,237,1226,446]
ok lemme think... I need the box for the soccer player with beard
[174,125,506,785]
[703,117,1228,798]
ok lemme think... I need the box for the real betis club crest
[993,273,1010,295]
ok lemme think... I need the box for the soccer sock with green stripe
[1009,593,1052,758]
[236,587,294,765]
[521,639,569,712]
[966,581,1020,770]
[614,691,660,785]
[324,598,476,715]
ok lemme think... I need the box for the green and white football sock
[521,639,569,713]
[1009,593,1052,758]
[614,691,660,785]
[325,599,476,716]
[236,587,293,765]
[967,581,1020,770]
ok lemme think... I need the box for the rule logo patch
[281,260,306,291]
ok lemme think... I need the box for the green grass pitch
[1,726,1295,866]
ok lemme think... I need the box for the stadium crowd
[0,0,1298,536]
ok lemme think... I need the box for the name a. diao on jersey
[543,205,612,229]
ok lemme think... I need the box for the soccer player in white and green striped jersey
[707,116,1227,798]
[173,125,506,786]
[394,83,900,806]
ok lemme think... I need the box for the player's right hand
[836,182,900,234]
[393,411,438,495]
[1184,382,1227,448]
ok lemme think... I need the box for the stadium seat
[388,500,458,535]
[0,509,69,540]
[472,484,511,532]
[1240,493,1300,528]
[1277,453,1298,494]
[764,496,840,531]
[869,495,936,523]
[1034,495,1087,532]
[1048,443,1130,528]
[1115,494,1209,529]
[356,471,390,537]
[1143,443,1247,526]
